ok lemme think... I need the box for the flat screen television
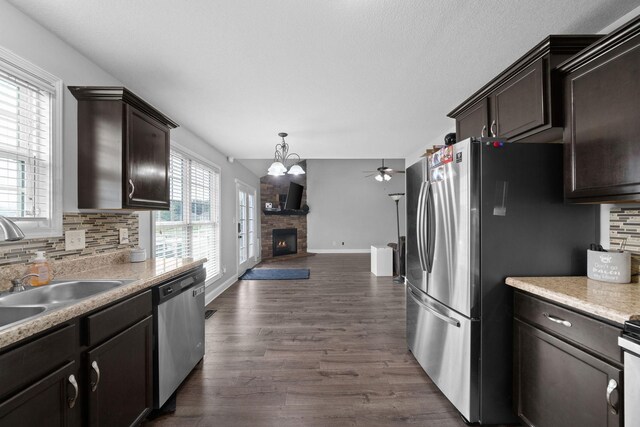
[284,182,304,210]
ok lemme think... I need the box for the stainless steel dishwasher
[153,266,206,408]
[620,319,640,427]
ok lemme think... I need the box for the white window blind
[0,48,62,238]
[155,149,221,281]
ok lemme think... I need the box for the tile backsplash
[0,213,138,267]
[609,208,640,278]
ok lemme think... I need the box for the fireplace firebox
[273,228,297,257]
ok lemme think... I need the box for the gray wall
[306,159,405,251]
[0,0,260,302]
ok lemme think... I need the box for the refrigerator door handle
[408,289,460,327]
[425,181,434,273]
[416,181,427,272]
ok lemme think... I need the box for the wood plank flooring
[145,254,468,426]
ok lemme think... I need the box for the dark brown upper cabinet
[69,86,178,210]
[449,36,601,143]
[559,17,640,203]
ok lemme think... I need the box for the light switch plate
[65,230,86,251]
[119,228,129,244]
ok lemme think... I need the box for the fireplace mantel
[263,209,309,216]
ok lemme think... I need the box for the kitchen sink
[0,279,134,331]
[0,306,46,328]
[0,280,133,307]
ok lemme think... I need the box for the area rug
[239,268,310,280]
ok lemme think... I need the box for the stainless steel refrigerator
[405,138,597,424]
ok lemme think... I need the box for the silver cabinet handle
[481,125,487,138]
[490,120,497,137]
[606,378,618,415]
[409,290,460,327]
[90,360,101,392]
[128,179,135,199]
[543,312,572,328]
[67,374,78,409]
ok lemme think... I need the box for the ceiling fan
[363,160,405,182]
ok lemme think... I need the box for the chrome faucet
[0,216,25,241]
[9,273,38,293]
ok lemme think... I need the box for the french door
[236,181,257,276]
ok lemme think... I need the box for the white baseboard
[308,248,372,254]
[205,276,238,305]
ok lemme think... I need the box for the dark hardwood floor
[146,254,468,426]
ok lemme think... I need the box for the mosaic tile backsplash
[610,208,640,278]
[0,213,138,267]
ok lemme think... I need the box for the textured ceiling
[6,0,639,159]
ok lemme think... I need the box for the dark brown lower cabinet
[86,316,153,426]
[514,319,622,427]
[0,361,79,427]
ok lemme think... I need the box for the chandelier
[267,132,305,176]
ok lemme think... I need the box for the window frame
[152,142,222,286]
[0,46,63,239]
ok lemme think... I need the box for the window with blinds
[0,47,62,238]
[155,149,221,281]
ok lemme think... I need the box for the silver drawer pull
[67,374,78,409]
[606,378,618,415]
[543,312,572,328]
[90,360,101,392]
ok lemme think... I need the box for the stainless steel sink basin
[0,279,134,332]
[0,280,133,307]
[0,306,46,328]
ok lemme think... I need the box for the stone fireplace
[272,228,297,257]
[260,161,308,260]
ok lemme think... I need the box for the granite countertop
[0,257,205,350]
[506,276,640,325]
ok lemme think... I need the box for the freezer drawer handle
[409,290,460,328]
[606,378,618,415]
[543,312,572,328]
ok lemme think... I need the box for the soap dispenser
[29,251,52,286]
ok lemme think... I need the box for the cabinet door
[86,316,152,427]
[564,38,640,202]
[125,106,170,209]
[0,361,79,427]
[455,98,488,141]
[514,319,621,427]
[492,58,546,140]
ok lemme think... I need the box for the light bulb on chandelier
[267,133,305,176]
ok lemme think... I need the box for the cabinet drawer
[514,319,621,427]
[84,290,151,347]
[0,324,76,400]
[514,291,622,364]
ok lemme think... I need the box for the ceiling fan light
[375,174,384,182]
[287,164,305,175]
[383,173,391,181]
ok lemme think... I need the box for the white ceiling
[7,0,639,159]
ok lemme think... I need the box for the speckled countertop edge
[0,257,205,350]
[506,276,640,325]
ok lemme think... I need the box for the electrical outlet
[65,230,86,251]
[119,228,129,244]
[222,265,227,274]
[342,242,345,246]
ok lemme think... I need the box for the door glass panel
[238,190,247,264]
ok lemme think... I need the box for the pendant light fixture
[267,132,305,176]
